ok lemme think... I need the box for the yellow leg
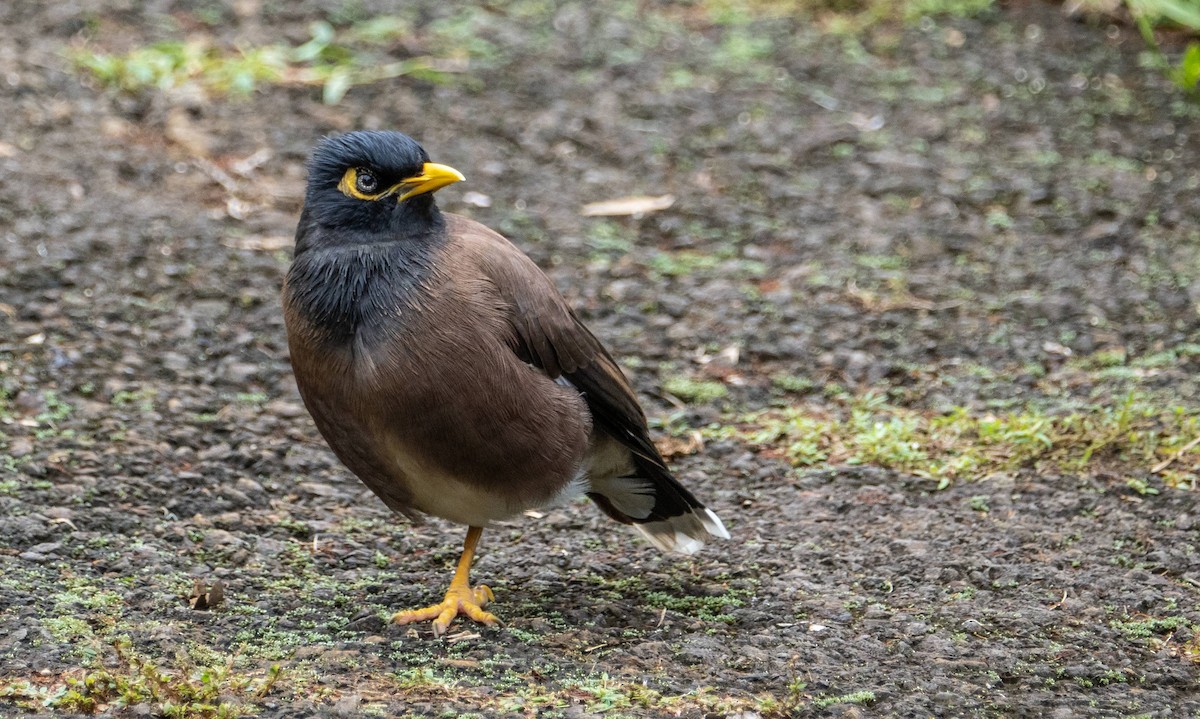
[392,526,499,636]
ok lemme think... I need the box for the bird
[282,130,729,635]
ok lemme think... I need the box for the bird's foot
[392,583,499,636]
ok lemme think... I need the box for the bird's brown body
[284,215,598,525]
[282,131,727,633]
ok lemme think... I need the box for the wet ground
[1,1,1199,717]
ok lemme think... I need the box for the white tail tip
[633,507,729,555]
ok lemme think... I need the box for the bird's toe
[393,583,499,636]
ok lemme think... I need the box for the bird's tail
[588,454,729,555]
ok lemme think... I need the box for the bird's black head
[299,131,464,245]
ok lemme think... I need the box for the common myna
[282,131,729,635]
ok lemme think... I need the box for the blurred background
[4,0,1198,482]
[2,1,1199,717]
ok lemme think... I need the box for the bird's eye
[337,167,388,200]
[355,169,378,194]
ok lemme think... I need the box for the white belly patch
[387,442,526,525]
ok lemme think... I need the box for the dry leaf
[656,431,704,459]
[581,194,675,217]
[221,235,293,251]
[189,578,225,610]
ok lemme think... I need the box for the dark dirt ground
[2,1,1200,717]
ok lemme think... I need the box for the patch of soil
[1,1,1198,717]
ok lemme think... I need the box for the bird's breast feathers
[285,258,593,523]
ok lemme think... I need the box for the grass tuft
[0,640,282,717]
[664,376,729,404]
[69,17,454,104]
[704,390,1199,487]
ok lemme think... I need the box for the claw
[393,582,500,636]
[391,526,501,636]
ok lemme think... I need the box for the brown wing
[449,214,724,548]
[448,214,670,471]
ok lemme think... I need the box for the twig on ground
[1151,435,1200,473]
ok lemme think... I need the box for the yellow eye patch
[337,163,465,202]
[338,167,390,201]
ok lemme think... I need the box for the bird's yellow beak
[395,162,465,202]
